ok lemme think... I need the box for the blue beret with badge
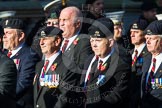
[2,18,24,30]
[144,20,162,35]
[38,26,63,38]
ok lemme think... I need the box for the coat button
[36,105,39,108]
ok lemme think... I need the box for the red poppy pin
[50,63,57,71]
[73,38,79,45]
[98,63,107,71]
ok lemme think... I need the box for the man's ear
[55,36,62,47]
[18,32,25,42]
[108,38,114,47]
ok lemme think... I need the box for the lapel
[35,61,44,102]
[141,54,152,92]
[64,35,80,56]
[154,62,162,78]
[80,54,94,85]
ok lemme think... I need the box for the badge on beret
[147,29,152,35]
[94,31,100,37]
[132,23,138,29]
[41,31,46,37]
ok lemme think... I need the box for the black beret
[144,20,162,35]
[38,26,63,38]
[141,1,158,11]
[88,19,114,38]
[131,19,149,31]
[2,18,24,30]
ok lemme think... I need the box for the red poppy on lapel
[98,63,107,71]
[73,38,79,45]
[50,63,57,71]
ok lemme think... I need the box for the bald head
[59,6,83,38]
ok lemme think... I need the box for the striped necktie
[132,49,138,66]
[146,58,156,91]
[62,39,69,53]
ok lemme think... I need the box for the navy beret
[144,20,162,35]
[131,19,149,31]
[88,19,114,38]
[2,18,24,30]
[38,26,63,38]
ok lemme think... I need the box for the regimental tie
[41,60,49,78]
[146,58,156,91]
[7,51,12,58]
[62,39,69,53]
[98,60,103,71]
[132,49,138,66]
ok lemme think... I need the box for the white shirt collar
[10,42,24,58]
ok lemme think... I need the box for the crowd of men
[0,0,162,108]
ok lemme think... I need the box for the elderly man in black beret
[141,20,162,108]
[80,20,131,108]
[129,19,149,108]
[33,26,80,108]
[2,18,40,108]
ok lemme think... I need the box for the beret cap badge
[41,31,46,37]
[132,23,138,29]
[94,31,100,37]
[147,29,152,35]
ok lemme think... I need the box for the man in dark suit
[2,18,40,108]
[0,50,17,108]
[141,20,162,108]
[59,6,93,78]
[81,19,131,108]
[34,26,79,108]
[129,19,149,108]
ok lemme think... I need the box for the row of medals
[151,78,162,89]
[40,74,59,88]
